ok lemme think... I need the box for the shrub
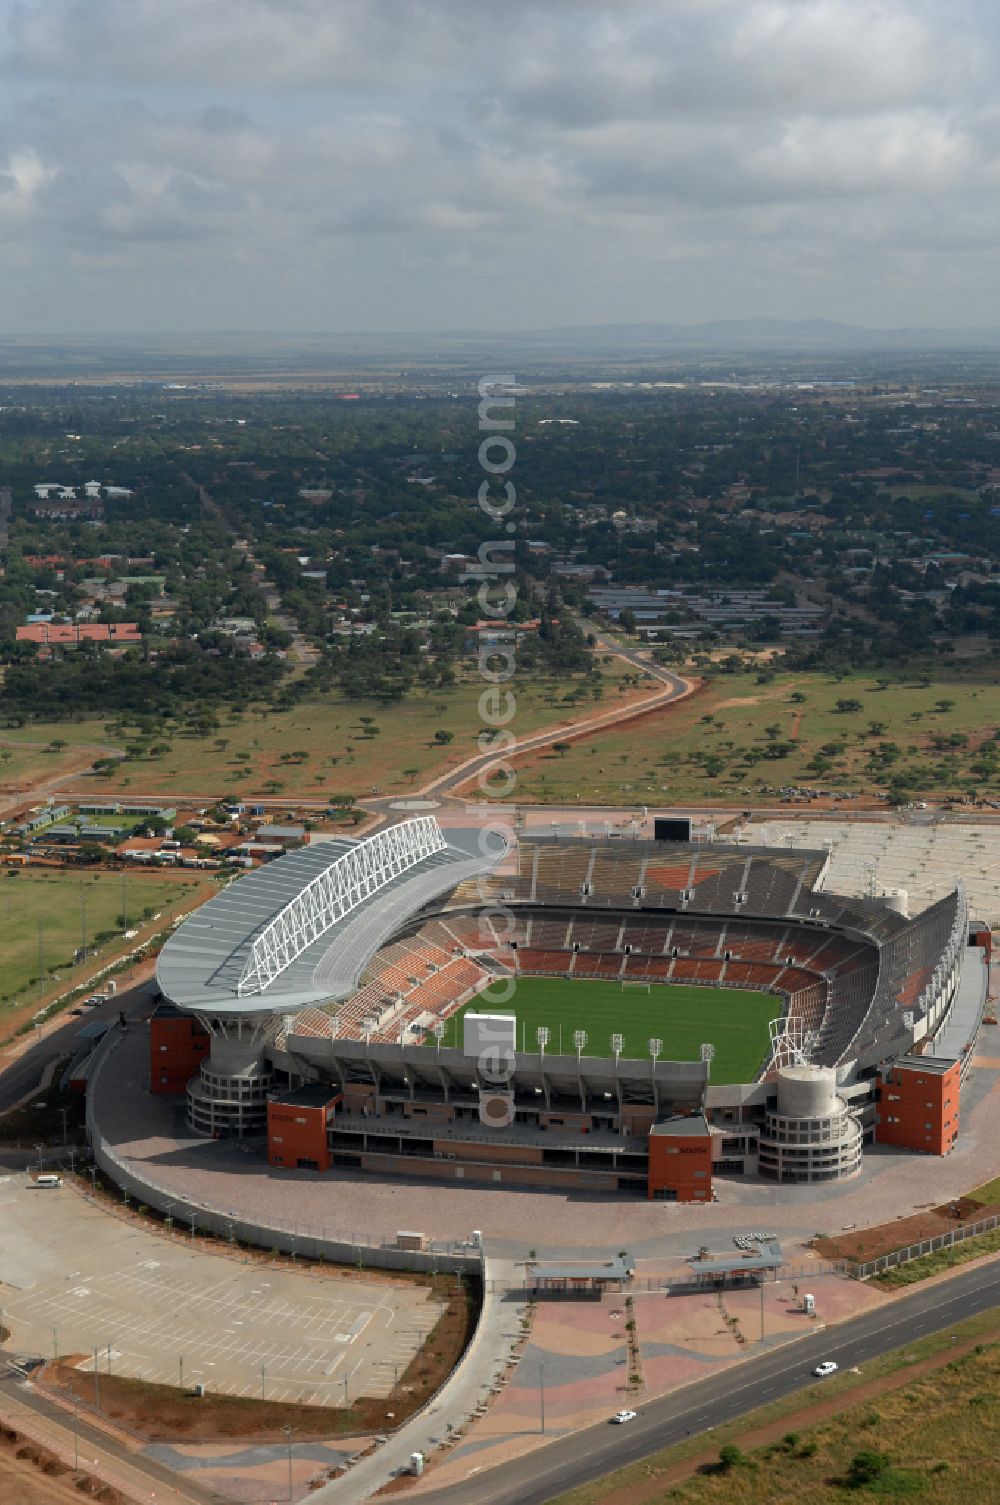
[718,1444,744,1472]
[847,1450,890,1486]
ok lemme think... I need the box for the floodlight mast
[536,1026,551,1110]
[649,1036,662,1112]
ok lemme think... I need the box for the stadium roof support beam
[236,817,447,997]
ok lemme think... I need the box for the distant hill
[507,318,1000,351]
[3,318,1000,379]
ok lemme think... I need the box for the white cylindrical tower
[776,1064,839,1120]
[758,1065,862,1184]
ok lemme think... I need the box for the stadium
[150,815,989,1203]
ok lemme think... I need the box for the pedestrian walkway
[308,1258,527,1502]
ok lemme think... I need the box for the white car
[812,1360,838,1378]
[611,1409,637,1424]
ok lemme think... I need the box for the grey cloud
[0,0,998,331]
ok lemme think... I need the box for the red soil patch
[0,1419,127,1505]
[814,1197,1000,1264]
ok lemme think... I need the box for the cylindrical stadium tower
[757,1064,863,1183]
[155,817,505,1137]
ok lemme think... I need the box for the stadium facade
[152,821,989,1202]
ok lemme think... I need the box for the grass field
[8,659,996,809]
[0,869,203,1007]
[0,733,113,791]
[438,977,778,1083]
[0,665,647,801]
[510,664,1000,806]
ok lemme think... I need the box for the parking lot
[0,1170,443,1405]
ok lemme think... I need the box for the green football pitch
[436,977,780,1085]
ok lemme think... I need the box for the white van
[34,1174,63,1188]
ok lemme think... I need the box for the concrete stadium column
[186,1013,276,1138]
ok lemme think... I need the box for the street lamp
[539,1360,546,1434]
[283,1425,294,1500]
[573,1029,588,1062]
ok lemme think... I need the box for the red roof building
[16,622,142,646]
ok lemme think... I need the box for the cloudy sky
[1,0,997,334]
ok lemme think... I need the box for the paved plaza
[0,1173,443,1405]
[407,1250,889,1494]
[753,815,1000,922]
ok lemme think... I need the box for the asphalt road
[0,980,152,1117]
[413,1260,1000,1505]
[420,628,690,799]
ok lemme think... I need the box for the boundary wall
[85,1026,483,1278]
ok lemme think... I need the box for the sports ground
[438,977,780,1084]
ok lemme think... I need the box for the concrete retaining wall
[86,1027,484,1278]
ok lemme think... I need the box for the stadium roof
[157,823,505,1017]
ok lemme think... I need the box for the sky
[1,0,998,335]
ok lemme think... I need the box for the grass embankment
[42,1272,479,1441]
[439,977,778,1084]
[0,869,200,1010]
[873,1229,1000,1288]
[551,1309,1000,1505]
[510,665,1000,806]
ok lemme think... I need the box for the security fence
[853,1210,1000,1280]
